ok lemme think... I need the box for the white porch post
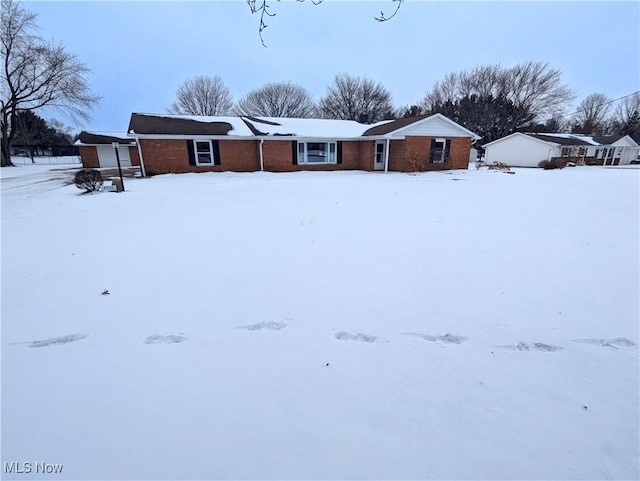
[259,138,264,172]
[135,135,146,177]
[384,138,390,173]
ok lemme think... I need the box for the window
[297,141,337,164]
[375,143,384,164]
[194,140,213,164]
[604,148,613,160]
[429,138,451,164]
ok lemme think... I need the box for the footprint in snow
[237,321,288,331]
[144,334,187,345]
[402,332,468,344]
[334,331,378,343]
[573,338,636,349]
[496,342,563,352]
[28,333,87,348]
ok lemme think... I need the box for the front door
[374,141,385,171]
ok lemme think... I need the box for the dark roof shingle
[78,132,134,145]
[128,113,233,135]
[362,116,427,136]
[592,135,624,144]
[526,134,594,146]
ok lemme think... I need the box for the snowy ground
[1,164,638,480]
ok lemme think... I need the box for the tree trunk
[1,130,14,167]
[1,110,16,167]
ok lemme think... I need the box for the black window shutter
[212,140,221,165]
[337,141,343,164]
[445,139,451,162]
[187,140,196,166]
[291,141,298,165]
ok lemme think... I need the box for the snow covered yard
[1,165,638,480]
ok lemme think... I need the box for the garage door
[96,145,132,168]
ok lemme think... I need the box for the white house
[483,132,639,167]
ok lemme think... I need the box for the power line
[560,90,640,120]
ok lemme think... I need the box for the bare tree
[1,0,99,167]
[420,61,574,141]
[611,92,640,136]
[318,73,393,123]
[168,75,233,116]
[234,81,316,117]
[571,93,612,135]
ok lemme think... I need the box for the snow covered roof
[128,114,255,137]
[485,132,634,148]
[526,133,596,146]
[242,116,393,138]
[75,132,135,146]
[128,113,392,138]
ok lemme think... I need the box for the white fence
[11,155,82,165]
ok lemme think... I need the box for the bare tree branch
[247,0,402,45]
[1,0,100,166]
[318,73,393,123]
[611,92,640,136]
[421,61,575,142]
[374,0,404,22]
[571,93,612,135]
[234,81,316,117]
[168,75,233,116]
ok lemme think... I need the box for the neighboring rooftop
[526,133,597,146]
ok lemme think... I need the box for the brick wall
[128,146,140,166]
[137,136,472,175]
[79,146,99,168]
[261,141,293,172]
[387,140,407,171]
[220,140,261,171]
[389,137,471,172]
[140,139,260,174]
[359,140,375,170]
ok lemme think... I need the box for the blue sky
[26,1,640,133]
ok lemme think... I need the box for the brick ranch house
[77,113,481,175]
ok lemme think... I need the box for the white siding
[611,136,638,147]
[484,134,558,167]
[390,116,470,138]
[619,146,640,164]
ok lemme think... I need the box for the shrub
[406,152,424,174]
[538,159,565,170]
[74,169,103,192]
[487,161,511,171]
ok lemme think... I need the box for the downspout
[259,138,264,172]
[384,137,390,173]
[135,135,146,177]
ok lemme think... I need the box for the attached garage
[76,132,140,170]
